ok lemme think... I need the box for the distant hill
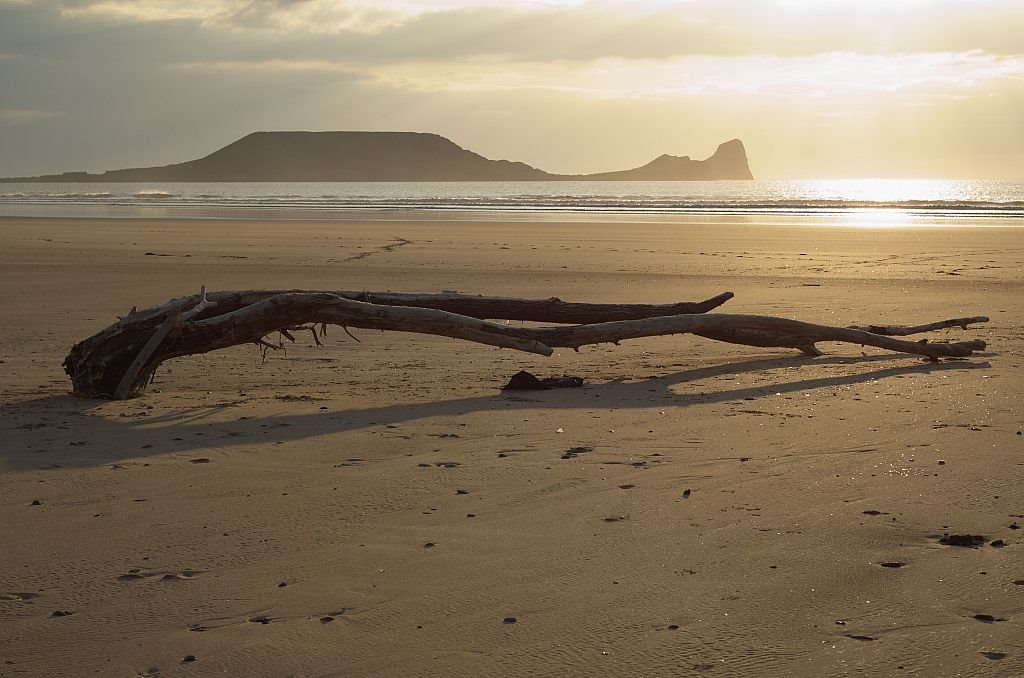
[2,132,754,182]
[579,139,753,181]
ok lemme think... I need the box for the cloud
[39,0,1024,57]
[170,57,359,72]
[56,0,216,23]
[49,0,584,34]
[169,51,1024,100]
[0,108,61,125]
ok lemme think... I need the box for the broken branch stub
[62,289,988,399]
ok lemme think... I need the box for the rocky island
[2,132,753,182]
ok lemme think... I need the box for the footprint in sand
[118,568,203,582]
[561,446,592,459]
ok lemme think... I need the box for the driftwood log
[63,289,988,399]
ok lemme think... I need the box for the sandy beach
[1,215,1022,677]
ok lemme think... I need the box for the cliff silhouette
[579,139,753,181]
[3,132,753,182]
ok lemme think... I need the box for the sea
[2,178,1023,226]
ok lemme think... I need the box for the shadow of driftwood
[1,354,991,470]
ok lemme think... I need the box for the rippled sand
[1,216,1022,677]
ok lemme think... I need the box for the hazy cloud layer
[170,51,1024,99]
[38,0,1024,56]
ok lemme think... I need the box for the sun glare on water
[794,178,970,202]
[782,178,982,227]
[834,208,916,228]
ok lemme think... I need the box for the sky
[1,0,1023,179]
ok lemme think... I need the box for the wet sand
[1,215,1023,677]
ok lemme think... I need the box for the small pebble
[503,617,517,624]
[182,655,197,663]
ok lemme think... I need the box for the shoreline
[4,207,1024,228]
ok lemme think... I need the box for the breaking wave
[2,179,1023,219]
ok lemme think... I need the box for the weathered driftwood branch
[531,314,986,358]
[114,289,736,326]
[63,289,988,399]
[65,290,735,398]
[847,317,989,336]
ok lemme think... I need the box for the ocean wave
[0,191,116,200]
[3,181,1024,217]
[131,191,179,199]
